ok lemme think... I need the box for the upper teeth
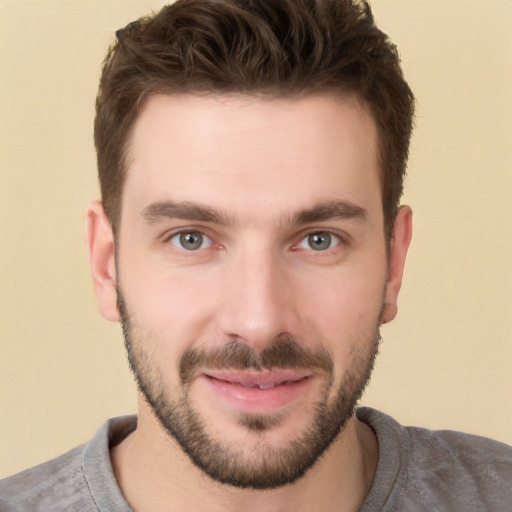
[258,383,278,389]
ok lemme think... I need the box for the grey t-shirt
[1,408,511,511]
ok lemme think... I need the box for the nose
[216,244,299,350]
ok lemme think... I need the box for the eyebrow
[290,200,368,225]
[141,200,232,225]
[141,199,367,226]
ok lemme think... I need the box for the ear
[381,205,413,324]
[85,201,120,322]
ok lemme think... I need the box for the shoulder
[405,423,512,498]
[406,421,512,470]
[403,426,512,511]
[0,444,96,512]
[358,407,512,512]
[0,415,136,512]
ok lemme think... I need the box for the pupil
[181,232,202,249]
[309,232,331,251]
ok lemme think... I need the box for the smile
[200,370,314,413]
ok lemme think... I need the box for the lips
[200,369,314,413]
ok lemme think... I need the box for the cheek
[293,262,385,381]
[119,257,221,348]
[298,263,386,330]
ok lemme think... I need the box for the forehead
[123,93,381,223]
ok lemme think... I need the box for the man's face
[111,93,397,488]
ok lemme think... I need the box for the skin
[86,93,412,512]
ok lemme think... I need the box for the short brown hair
[94,0,414,238]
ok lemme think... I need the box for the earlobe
[85,201,120,322]
[381,206,413,324]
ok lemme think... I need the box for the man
[1,0,511,510]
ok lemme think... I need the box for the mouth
[233,380,303,390]
[204,369,311,386]
[199,369,314,413]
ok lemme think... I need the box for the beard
[117,287,380,490]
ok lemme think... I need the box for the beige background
[0,0,511,478]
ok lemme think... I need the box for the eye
[169,231,212,251]
[298,231,340,251]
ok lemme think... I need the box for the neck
[111,402,378,512]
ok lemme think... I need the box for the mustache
[179,335,333,384]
